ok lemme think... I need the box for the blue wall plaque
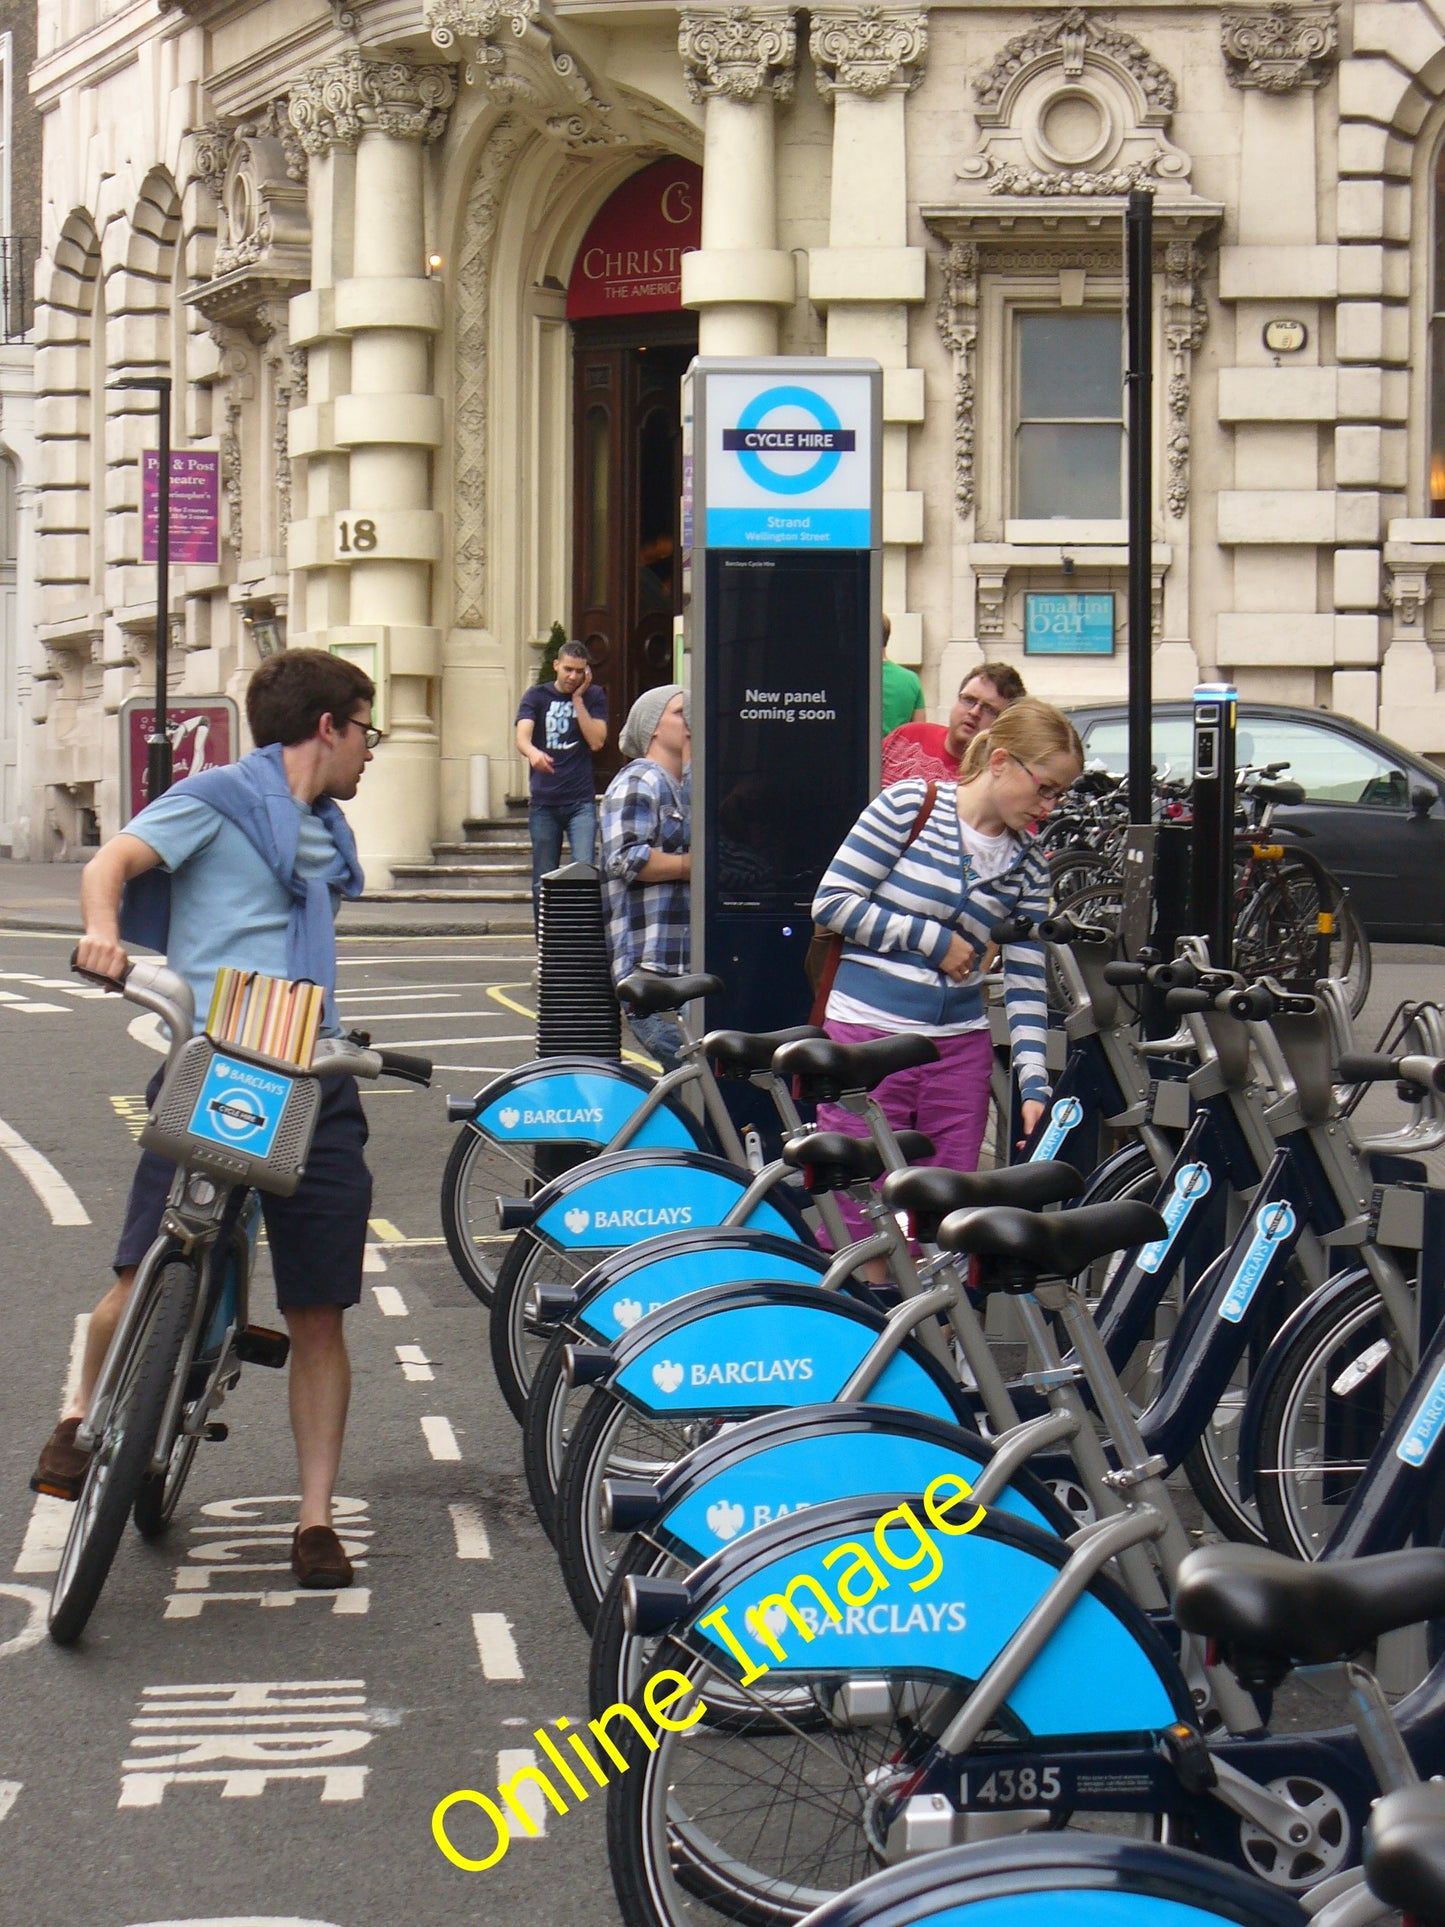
[1024,592,1116,656]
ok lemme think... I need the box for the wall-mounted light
[427,253,444,276]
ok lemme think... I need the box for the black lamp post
[110,375,173,801]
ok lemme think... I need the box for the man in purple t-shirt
[514,640,609,925]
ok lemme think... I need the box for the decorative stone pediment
[427,0,630,147]
[960,8,1192,198]
[184,104,311,334]
[1221,4,1339,93]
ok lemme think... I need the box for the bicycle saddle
[781,1130,934,1191]
[1174,1542,1445,1668]
[773,1032,939,1101]
[1365,1783,1445,1923]
[705,1025,824,1077]
[881,1162,1085,1240]
[935,1200,1166,1280]
[616,971,724,1016]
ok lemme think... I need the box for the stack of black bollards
[535,862,621,1061]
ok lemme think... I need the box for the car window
[1079,717,1194,780]
[1236,718,1410,808]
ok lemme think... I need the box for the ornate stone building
[18,0,1445,877]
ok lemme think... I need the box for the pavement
[0,858,532,939]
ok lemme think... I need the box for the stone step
[432,840,532,860]
[390,864,531,891]
[361,886,533,903]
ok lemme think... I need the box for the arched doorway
[567,159,700,774]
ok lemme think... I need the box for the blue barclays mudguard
[679,1494,1191,1739]
[465,1056,707,1152]
[645,1405,1073,1563]
[527,1148,811,1254]
[605,1282,967,1424]
[794,1837,1309,1927]
[568,1230,835,1342]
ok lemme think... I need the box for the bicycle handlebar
[70,946,129,992]
[1339,1051,1445,1096]
[376,1048,433,1087]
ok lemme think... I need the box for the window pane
[1019,313,1123,420]
[1082,717,1194,778]
[1241,720,1407,806]
[1017,422,1123,518]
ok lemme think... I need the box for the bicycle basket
[140,1034,323,1198]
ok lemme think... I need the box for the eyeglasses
[1010,753,1069,806]
[341,718,382,750]
[957,690,1004,723]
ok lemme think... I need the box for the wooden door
[572,323,694,779]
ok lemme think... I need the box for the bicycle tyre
[49,1257,199,1645]
[133,1428,200,1539]
[521,1327,576,1543]
[489,1229,617,1424]
[441,1124,555,1309]
[1253,1275,1405,1560]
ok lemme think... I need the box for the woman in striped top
[811,698,1083,1215]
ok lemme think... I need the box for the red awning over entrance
[566,158,702,319]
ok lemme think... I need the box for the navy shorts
[114,1068,374,1311]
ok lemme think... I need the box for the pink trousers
[814,1020,995,1246]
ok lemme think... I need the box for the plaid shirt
[600,759,691,981]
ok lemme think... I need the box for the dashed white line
[361,1244,388,1273]
[395,1344,434,1383]
[0,1115,90,1225]
[449,1504,491,1561]
[371,1285,408,1317]
[420,1415,461,1461]
[474,1616,525,1681]
[0,1782,19,1826]
[496,1749,548,1835]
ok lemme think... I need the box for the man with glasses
[30,649,379,1591]
[881,660,1026,789]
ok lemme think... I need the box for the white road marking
[371,1285,408,1317]
[16,1314,91,1573]
[0,1114,90,1225]
[395,1344,434,1383]
[336,989,464,1003]
[119,1680,372,1807]
[0,1782,18,1825]
[0,1585,48,1657]
[341,1034,534,1048]
[448,1503,491,1561]
[496,1749,547,1834]
[335,952,535,964]
[128,1011,168,1054]
[361,1244,388,1273]
[473,1615,524,1681]
[420,1415,461,1461]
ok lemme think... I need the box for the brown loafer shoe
[291,1524,353,1590]
[31,1417,91,1500]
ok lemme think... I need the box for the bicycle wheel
[1235,862,1370,1017]
[1173,1250,1274,1550]
[440,1125,558,1308]
[556,1389,722,1632]
[521,1328,580,1543]
[1046,881,1122,1013]
[133,1427,200,1539]
[1253,1276,1407,1560]
[49,1257,199,1645]
[606,1642,1169,1927]
[489,1229,619,1423]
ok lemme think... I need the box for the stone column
[809,5,928,667]
[679,5,798,356]
[287,52,455,886]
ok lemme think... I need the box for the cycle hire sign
[702,369,875,550]
[188,1054,292,1162]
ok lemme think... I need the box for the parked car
[1063,701,1445,945]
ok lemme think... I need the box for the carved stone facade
[1221,4,1340,93]
[16,0,1445,878]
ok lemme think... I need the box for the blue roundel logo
[734,386,844,495]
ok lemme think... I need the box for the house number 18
[337,518,378,553]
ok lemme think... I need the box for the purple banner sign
[120,696,238,821]
[142,450,220,565]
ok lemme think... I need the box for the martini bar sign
[566,158,702,319]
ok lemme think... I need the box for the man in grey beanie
[600,684,692,1071]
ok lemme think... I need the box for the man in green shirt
[880,613,925,736]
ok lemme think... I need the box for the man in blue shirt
[514,641,608,927]
[31,649,378,1590]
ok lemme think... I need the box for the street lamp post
[110,374,174,801]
